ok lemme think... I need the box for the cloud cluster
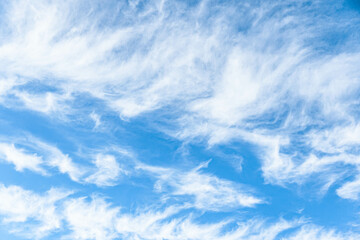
[0,183,357,240]
[0,184,71,239]
[0,134,261,212]
[0,136,130,186]
[139,161,262,210]
[0,0,359,198]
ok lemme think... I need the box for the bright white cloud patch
[0,183,321,240]
[0,143,45,174]
[139,161,262,210]
[63,196,119,240]
[0,137,85,181]
[336,177,360,200]
[85,154,123,186]
[0,184,71,239]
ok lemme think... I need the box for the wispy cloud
[85,154,124,187]
[90,111,101,129]
[138,160,263,210]
[0,0,359,238]
[286,224,360,240]
[336,177,360,200]
[0,142,45,174]
[0,184,71,239]
[0,183,292,240]
[0,182,358,240]
[0,135,137,187]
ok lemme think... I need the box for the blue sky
[0,0,360,239]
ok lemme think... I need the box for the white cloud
[0,135,138,187]
[0,142,45,174]
[138,161,262,210]
[0,136,85,182]
[222,219,299,240]
[63,196,120,240]
[0,184,71,239]
[0,3,359,240]
[243,129,360,198]
[244,133,354,187]
[0,0,220,118]
[90,112,101,129]
[13,91,70,115]
[286,225,360,240]
[336,177,360,200]
[33,139,85,182]
[85,154,123,187]
[0,183,358,240]
[166,1,360,198]
[171,168,262,209]
[115,215,298,240]
[61,197,304,240]
[307,124,360,154]
[61,194,288,240]
[0,0,359,196]
[0,76,23,97]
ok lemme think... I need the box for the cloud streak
[1,183,356,240]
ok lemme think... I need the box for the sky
[0,0,360,239]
